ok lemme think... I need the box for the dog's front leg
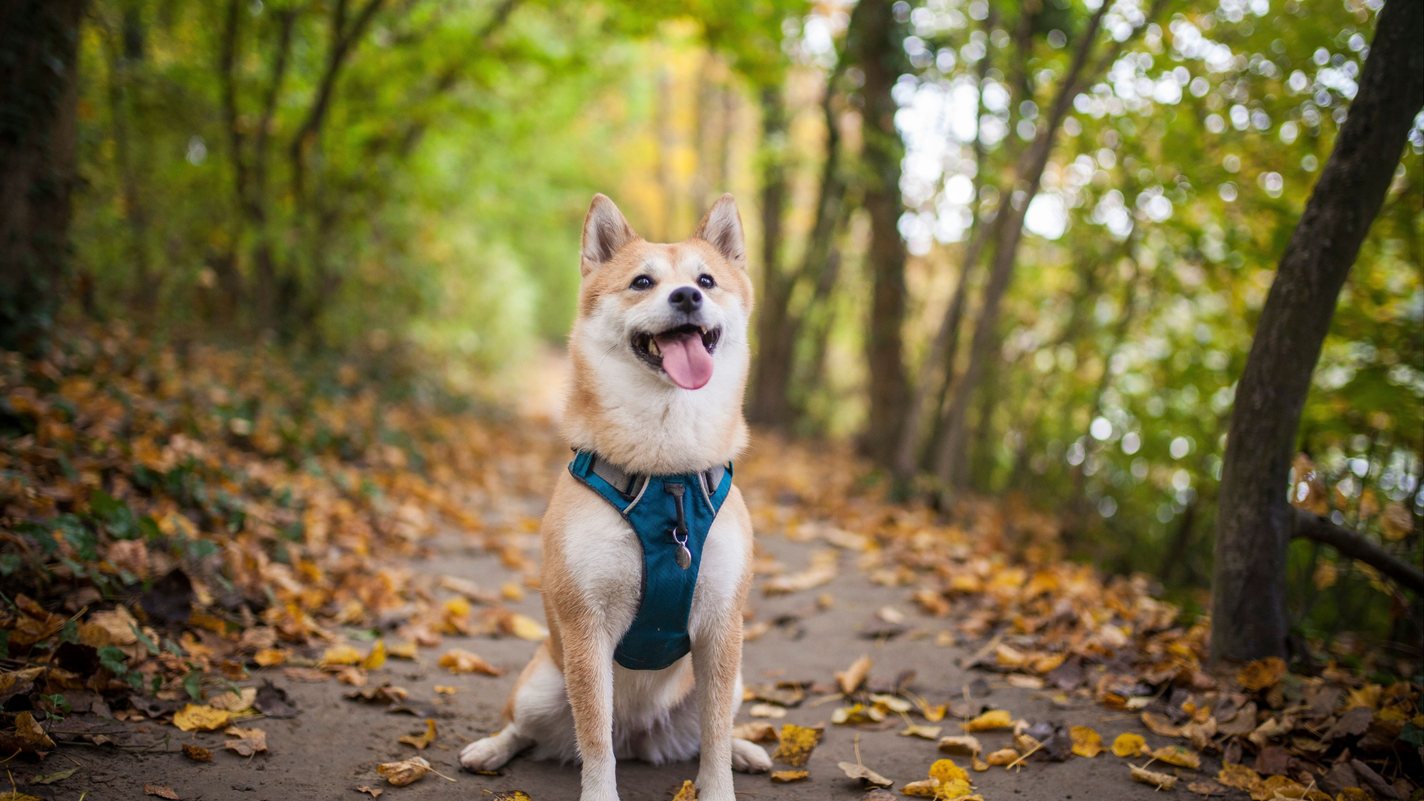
[692,619,742,801]
[563,623,620,801]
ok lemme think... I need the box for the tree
[846,0,912,464]
[1209,0,1423,663]
[0,0,87,353]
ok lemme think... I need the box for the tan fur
[460,195,767,801]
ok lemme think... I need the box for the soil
[20,488,1242,801]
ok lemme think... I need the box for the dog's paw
[730,738,772,774]
[460,736,514,772]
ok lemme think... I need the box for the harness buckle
[665,482,692,570]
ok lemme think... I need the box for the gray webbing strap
[589,455,726,500]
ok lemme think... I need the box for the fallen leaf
[29,767,78,784]
[337,666,368,686]
[321,644,363,667]
[1070,725,1103,757]
[485,794,532,801]
[899,723,942,739]
[181,744,212,762]
[671,779,698,800]
[1142,710,1184,737]
[12,711,54,751]
[362,639,387,670]
[832,703,886,724]
[388,641,419,660]
[1237,657,1286,692]
[144,785,180,800]
[937,734,983,756]
[772,723,822,767]
[254,648,287,666]
[961,709,1013,732]
[0,793,42,801]
[438,648,502,676]
[984,747,1019,766]
[929,758,970,784]
[398,718,437,749]
[1130,764,1179,790]
[771,770,809,783]
[732,722,778,743]
[1111,732,1148,757]
[509,613,548,641]
[173,704,232,732]
[836,654,873,694]
[434,685,457,695]
[1216,763,1263,793]
[1186,781,1226,796]
[839,761,894,788]
[750,702,787,718]
[1152,744,1202,769]
[223,726,268,756]
[206,687,257,713]
[377,756,431,786]
[354,787,383,798]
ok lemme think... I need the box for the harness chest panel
[569,450,733,671]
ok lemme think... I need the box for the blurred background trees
[4,0,1421,657]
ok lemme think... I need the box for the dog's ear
[580,194,638,277]
[692,194,746,267]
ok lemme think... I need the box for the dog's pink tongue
[656,331,714,390]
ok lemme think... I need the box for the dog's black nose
[668,287,702,313]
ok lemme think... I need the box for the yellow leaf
[671,779,698,800]
[388,641,418,660]
[321,644,363,667]
[1152,745,1201,769]
[984,747,1019,766]
[937,735,982,756]
[254,648,288,667]
[434,685,457,695]
[509,613,548,641]
[1236,657,1286,691]
[207,687,257,713]
[772,723,821,767]
[363,639,387,670]
[770,770,808,783]
[398,718,437,750]
[929,758,970,784]
[1216,763,1263,793]
[961,709,1013,732]
[835,654,872,694]
[438,648,502,676]
[1110,732,1148,757]
[173,704,232,732]
[1070,725,1103,757]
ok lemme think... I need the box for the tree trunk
[1209,0,1424,662]
[847,0,911,465]
[0,0,86,354]
[749,86,793,425]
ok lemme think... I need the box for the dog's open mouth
[632,324,721,390]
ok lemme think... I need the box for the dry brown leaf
[1142,710,1184,737]
[206,687,257,713]
[770,770,809,783]
[181,743,212,762]
[836,654,872,694]
[12,711,54,751]
[937,734,983,756]
[1070,725,1103,757]
[398,718,437,750]
[144,785,180,800]
[354,787,383,798]
[223,726,268,756]
[434,685,457,695]
[771,723,822,767]
[438,648,502,676]
[173,704,231,732]
[899,723,942,739]
[1216,763,1264,793]
[377,756,432,786]
[388,641,418,660]
[1131,764,1179,791]
[1186,781,1227,796]
[731,722,778,743]
[838,761,894,788]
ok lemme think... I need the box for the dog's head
[563,193,753,472]
[573,193,753,392]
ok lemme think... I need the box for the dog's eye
[630,275,654,290]
[697,274,716,290]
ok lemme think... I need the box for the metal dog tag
[674,543,692,570]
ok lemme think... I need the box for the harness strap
[588,454,726,502]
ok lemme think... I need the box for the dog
[459,193,770,801]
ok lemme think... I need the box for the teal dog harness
[568,450,733,671]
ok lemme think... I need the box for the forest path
[65,500,1232,800]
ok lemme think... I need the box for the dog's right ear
[580,194,638,277]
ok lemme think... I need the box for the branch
[1293,507,1423,594]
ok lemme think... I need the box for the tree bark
[0,0,86,354]
[1210,0,1423,662]
[749,86,792,425]
[847,0,911,465]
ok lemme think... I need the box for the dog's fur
[459,194,767,801]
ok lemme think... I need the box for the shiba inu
[459,194,769,801]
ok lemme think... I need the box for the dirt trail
[57,503,1234,800]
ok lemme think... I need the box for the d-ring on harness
[568,450,732,671]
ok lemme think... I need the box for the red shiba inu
[459,194,769,801]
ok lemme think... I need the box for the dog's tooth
[649,340,660,356]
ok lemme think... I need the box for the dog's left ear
[692,194,746,268]
[581,194,639,277]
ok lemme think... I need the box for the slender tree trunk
[0,0,86,354]
[1209,0,1423,662]
[655,66,679,240]
[847,0,911,464]
[749,86,793,425]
